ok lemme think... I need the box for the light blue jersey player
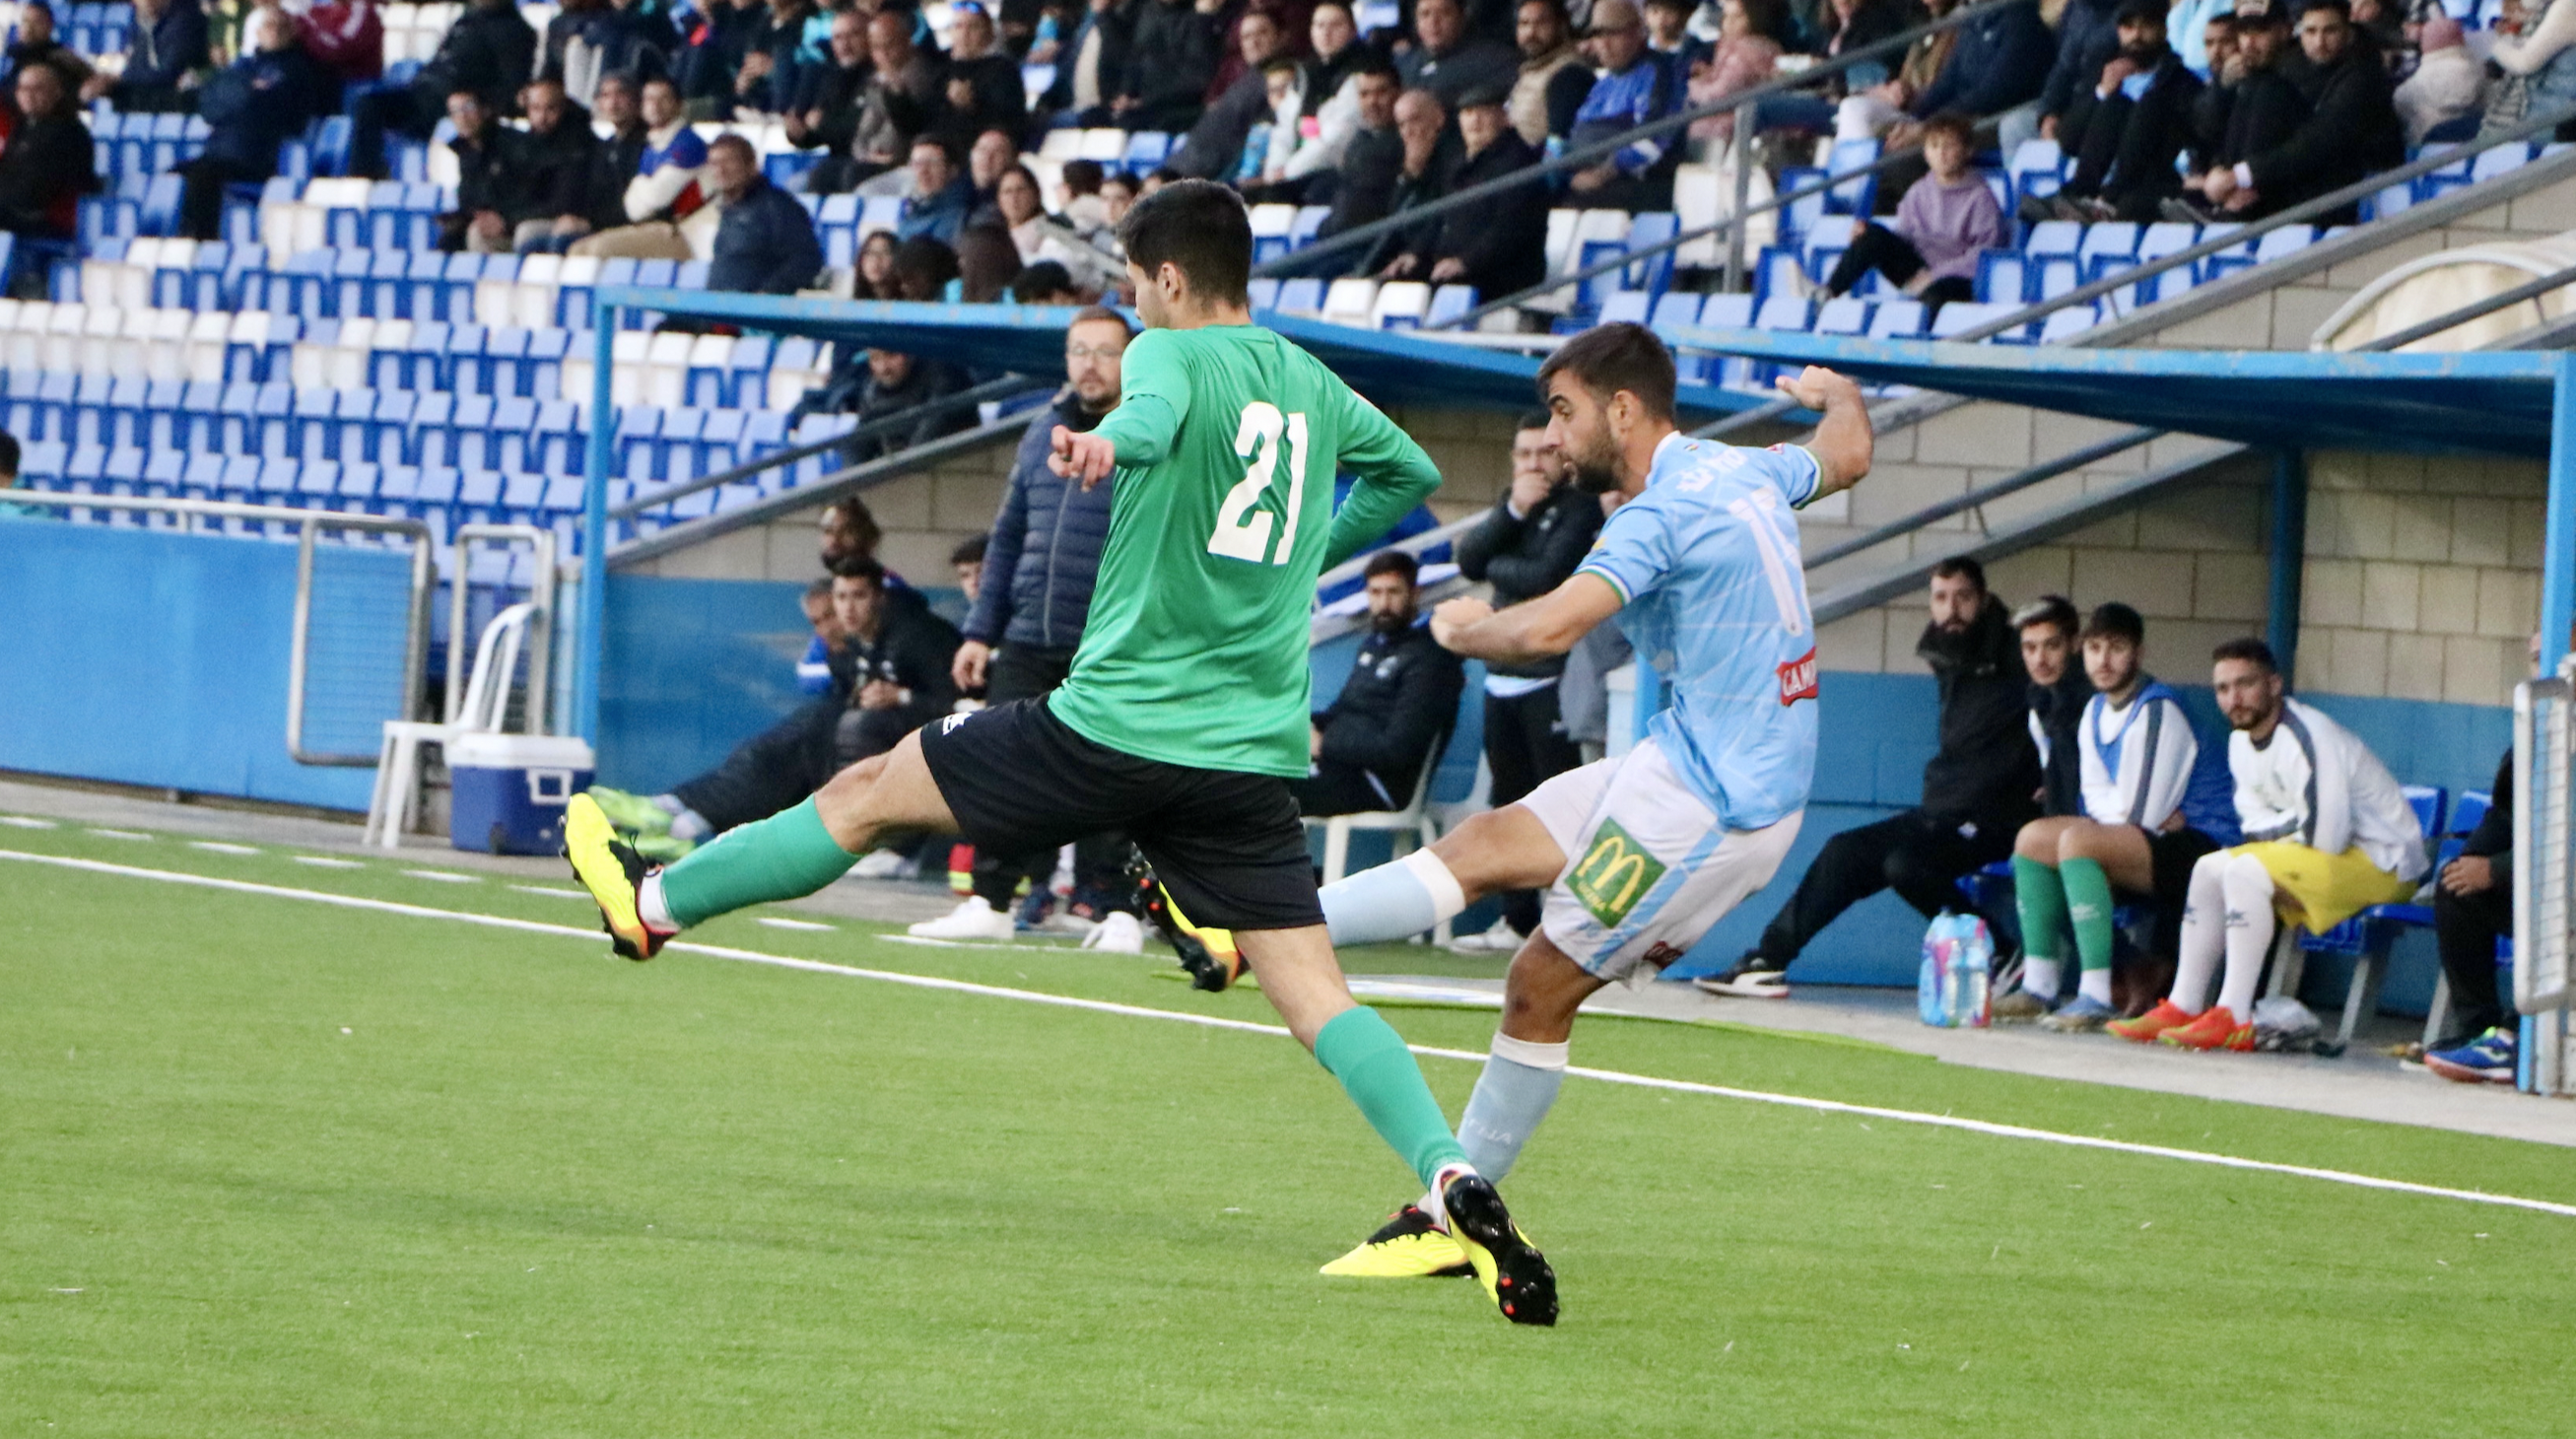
[1309,325,1872,1280]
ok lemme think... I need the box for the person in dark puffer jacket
[1297,549,1466,818]
[936,308,1141,933]
[177,9,320,240]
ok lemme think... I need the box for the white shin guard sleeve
[1321,849,1468,946]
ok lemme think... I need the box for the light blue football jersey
[1574,433,1821,831]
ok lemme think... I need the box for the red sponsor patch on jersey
[1777,647,1819,706]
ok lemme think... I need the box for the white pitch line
[511,885,593,900]
[293,856,366,869]
[402,870,479,884]
[5,846,2571,1221]
[86,829,151,840]
[757,917,837,931]
[188,842,260,856]
[0,815,60,829]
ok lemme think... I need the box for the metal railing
[5,491,435,766]
[1263,0,2039,279]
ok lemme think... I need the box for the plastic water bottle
[1918,913,1959,1026]
[1956,914,1994,1028]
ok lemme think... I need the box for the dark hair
[1364,549,1421,583]
[1119,177,1253,307]
[803,577,835,605]
[950,533,988,567]
[1534,321,1676,422]
[1920,110,1975,147]
[1060,158,1105,195]
[2299,0,2350,15]
[1146,166,1184,185]
[1351,55,1401,82]
[1930,556,1987,592]
[2212,636,2278,672]
[956,224,1023,304]
[2080,601,2145,647]
[708,132,758,166]
[1099,171,1139,195]
[890,235,960,300]
[830,554,888,586]
[1068,303,1135,335]
[824,496,883,557]
[2009,594,2078,640]
[1011,260,1077,303]
[0,427,20,482]
[1515,408,1551,433]
[2203,10,2237,29]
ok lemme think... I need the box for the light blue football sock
[1320,850,1468,946]
[1453,1034,1570,1184]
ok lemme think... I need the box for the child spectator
[1819,110,2000,314]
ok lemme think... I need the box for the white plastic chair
[364,602,535,849]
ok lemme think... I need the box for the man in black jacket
[354,0,539,175]
[936,1,1027,148]
[1377,85,1545,298]
[1704,558,2040,997]
[2014,594,2090,820]
[441,90,525,253]
[829,555,963,772]
[1170,9,1289,178]
[785,9,870,191]
[1353,87,1457,277]
[507,79,605,253]
[1451,412,1602,946]
[1298,550,1466,818]
[1112,0,1220,132]
[2423,748,2517,1078]
[0,61,96,256]
[2044,0,2205,223]
[2197,0,2402,222]
[703,133,825,294]
[847,349,975,463]
[1319,63,1404,240]
[926,308,1140,942]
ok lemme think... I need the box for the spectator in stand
[559,0,676,103]
[962,127,1018,226]
[571,76,709,258]
[1303,1,1374,126]
[845,10,944,190]
[1828,0,1951,141]
[296,0,383,103]
[1447,412,1603,950]
[785,8,871,190]
[2171,0,2233,72]
[1059,158,1113,237]
[678,0,761,109]
[573,71,649,240]
[855,229,902,295]
[796,577,845,695]
[2032,0,2126,153]
[2188,1,2294,168]
[1049,0,1136,124]
[1315,60,1408,238]
[997,163,1125,289]
[2422,729,2520,1081]
[850,348,975,461]
[1378,86,1546,296]
[1,4,91,100]
[1173,7,1291,176]
[440,90,524,253]
[956,222,1025,299]
[2034,0,2203,222]
[940,2,1029,145]
[2480,0,2576,140]
[1754,0,1913,136]
[1684,0,1784,149]
[1114,0,1222,130]
[827,553,964,778]
[1353,87,1456,274]
[1012,258,1087,302]
[1645,0,1714,85]
[2013,594,2090,823]
[2181,0,2401,221]
[177,8,319,240]
[705,133,825,293]
[352,0,535,175]
[1298,550,1467,818]
[1704,558,2038,998]
[83,0,211,112]
[1993,604,2223,1032]
[2110,639,2426,1052]
[2395,13,2482,144]
[1511,0,1596,146]
[1887,0,2048,150]
[539,0,606,89]
[1400,0,1522,106]
[733,0,820,116]
[926,308,1147,943]
[1247,3,1371,194]
[1567,0,1682,210]
[897,136,976,242]
[890,233,963,297]
[504,78,603,253]
[1819,110,1998,316]
[0,61,95,262]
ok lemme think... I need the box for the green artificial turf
[3,818,2572,1435]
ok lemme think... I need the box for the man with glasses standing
[913,307,1149,947]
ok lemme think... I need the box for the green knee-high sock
[2011,854,2069,972]
[2060,857,2119,976]
[1312,1007,1471,1189]
[656,798,860,928]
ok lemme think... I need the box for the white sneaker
[1081,911,1145,953]
[907,897,1015,940]
[1446,921,1523,954]
[849,849,913,880]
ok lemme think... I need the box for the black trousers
[1753,807,2016,966]
[669,694,843,835]
[1291,758,1391,818]
[1824,223,1976,312]
[176,157,266,241]
[967,644,1136,914]
[2434,879,2516,1042]
[1485,684,1584,935]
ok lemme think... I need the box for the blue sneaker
[2038,994,2121,1033]
[2424,1028,2517,1084]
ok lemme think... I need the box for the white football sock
[638,873,675,931]
[2020,956,2064,1002]
[2169,851,2230,1015]
[2078,967,2114,1006]
[2214,853,2278,1021]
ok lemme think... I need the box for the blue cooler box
[446,733,597,856]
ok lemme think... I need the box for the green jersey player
[564,179,1556,1326]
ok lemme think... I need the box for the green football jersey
[1046,323,1442,778]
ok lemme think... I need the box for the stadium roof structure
[591,288,1769,418]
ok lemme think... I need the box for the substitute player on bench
[1306,324,1871,1277]
[562,178,1557,1325]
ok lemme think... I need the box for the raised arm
[1773,365,1872,500]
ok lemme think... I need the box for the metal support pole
[2268,448,2308,686]
[576,309,617,747]
[2528,356,2576,1094]
[1724,100,1755,295]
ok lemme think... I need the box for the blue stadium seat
[1274,277,1324,315]
[1424,284,1475,328]
[1597,290,1651,325]
[1124,131,1172,171]
[1247,276,1281,311]
[1648,293,1701,329]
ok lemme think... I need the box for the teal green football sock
[2060,857,2119,976]
[2011,854,2068,965]
[1312,1006,1470,1189]
[655,798,859,928]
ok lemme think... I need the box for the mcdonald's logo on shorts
[1569,820,1666,927]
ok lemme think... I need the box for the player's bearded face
[1550,388,1621,493]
